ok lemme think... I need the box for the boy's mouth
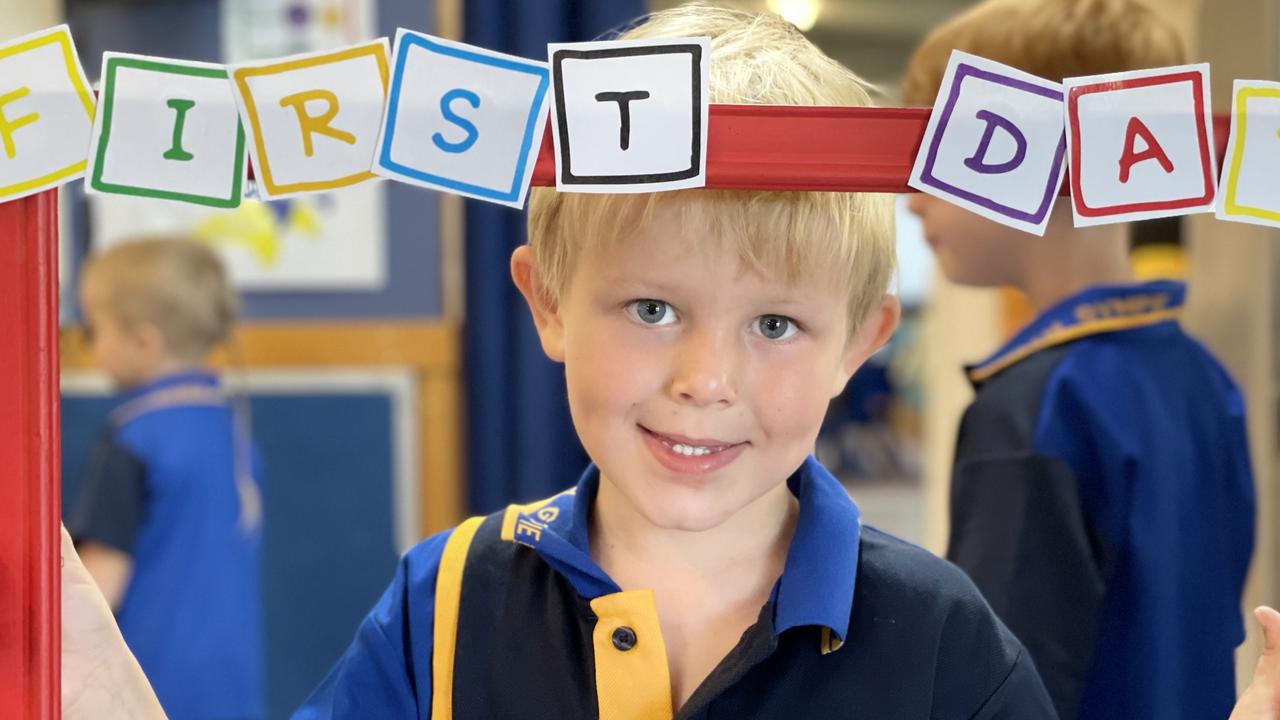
[638,425,748,474]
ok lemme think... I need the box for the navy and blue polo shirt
[296,456,1054,719]
[68,370,265,720]
[947,280,1255,720]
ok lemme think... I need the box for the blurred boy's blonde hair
[902,0,1186,106]
[528,3,896,333]
[83,238,237,361]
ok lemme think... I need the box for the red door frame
[0,105,1234,719]
[0,188,60,720]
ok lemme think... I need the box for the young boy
[903,1,1256,718]
[69,238,264,720]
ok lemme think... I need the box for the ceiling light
[767,0,823,32]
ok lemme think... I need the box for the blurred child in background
[69,237,264,720]
[904,1,1255,717]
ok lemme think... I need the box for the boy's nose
[669,329,737,407]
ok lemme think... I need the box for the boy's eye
[755,315,797,341]
[628,299,676,326]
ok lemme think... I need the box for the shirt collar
[119,369,220,403]
[500,455,862,643]
[967,280,1186,386]
[111,370,223,427]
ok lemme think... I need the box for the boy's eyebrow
[606,277,686,296]
[604,277,828,311]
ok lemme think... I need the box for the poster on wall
[88,0,387,292]
[220,0,375,64]
[90,189,386,290]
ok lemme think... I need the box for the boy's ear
[832,294,901,397]
[510,245,566,362]
[130,321,171,362]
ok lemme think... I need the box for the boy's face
[906,193,1031,287]
[79,273,155,389]
[514,204,898,533]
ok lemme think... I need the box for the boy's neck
[1016,215,1133,312]
[589,476,798,588]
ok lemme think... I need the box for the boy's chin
[630,492,743,534]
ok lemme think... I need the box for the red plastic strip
[531,104,1232,194]
[0,188,60,720]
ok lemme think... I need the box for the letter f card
[230,39,389,200]
[0,25,95,202]
[909,51,1067,236]
[372,30,551,209]
[87,53,245,208]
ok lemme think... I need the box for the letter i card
[1064,63,1216,227]
[0,24,95,202]
[908,50,1067,236]
[86,53,245,207]
[372,30,551,209]
[230,39,389,200]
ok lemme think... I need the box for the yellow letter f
[0,87,40,160]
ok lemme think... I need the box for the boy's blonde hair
[83,237,237,361]
[902,0,1186,106]
[528,3,896,333]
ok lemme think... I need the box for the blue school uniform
[294,456,1054,719]
[69,370,265,720]
[947,280,1255,719]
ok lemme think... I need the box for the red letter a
[1118,117,1174,183]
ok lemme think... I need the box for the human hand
[1230,606,1280,720]
[61,524,166,720]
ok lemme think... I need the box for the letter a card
[909,50,1067,236]
[1217,79,1280,228]
[1065,64,1216,226]
[230,39,389,199]
[0,25,95,202]
[548,37,710,193]
[87,53,246,208]
[372,30,551,209]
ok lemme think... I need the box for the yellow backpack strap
[431,515,485,720]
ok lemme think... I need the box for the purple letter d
[963,109,1027,174]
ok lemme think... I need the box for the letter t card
[909,50,1067,236]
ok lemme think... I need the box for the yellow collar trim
[968,307,1182,384]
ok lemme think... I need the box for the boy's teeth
[670,442,712,457]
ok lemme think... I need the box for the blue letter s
[433,88,480,154]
